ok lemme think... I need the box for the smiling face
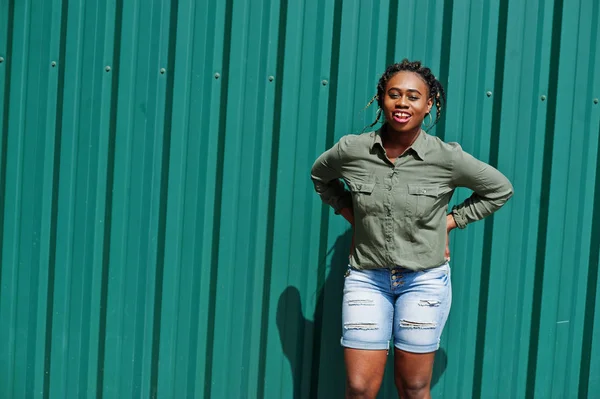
[382,71,433,135]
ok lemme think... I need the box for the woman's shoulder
[337,131,376,144]
[335,131,376,154]
[423,132,464,153]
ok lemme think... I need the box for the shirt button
[391,275,396,280]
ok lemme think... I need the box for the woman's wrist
[340,207,355,226]
[446,213,457,232]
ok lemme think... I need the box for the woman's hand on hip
[339,207,355,226]
[339,207,355,255]
[445,214,457,261]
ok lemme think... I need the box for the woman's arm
[310,139,353,215]
[450,145,514,229]
[338,207,355,226]
[445,213,457,260]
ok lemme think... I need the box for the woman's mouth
[392,111,411,123]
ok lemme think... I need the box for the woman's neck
[382,124,421,149]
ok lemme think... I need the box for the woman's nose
[396,97,408,107]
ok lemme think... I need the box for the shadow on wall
[276,229,448,398]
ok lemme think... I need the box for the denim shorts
[341,263,452,353]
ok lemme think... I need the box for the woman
[310,59,513,399]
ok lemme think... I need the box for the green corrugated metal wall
[0,0,599,397]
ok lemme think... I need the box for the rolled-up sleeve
[450,145,514,229]
[311,139,352,214]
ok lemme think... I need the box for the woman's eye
[409,96,419,101]
[389,93,400,99]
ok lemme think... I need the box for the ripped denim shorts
[341,263,451,353]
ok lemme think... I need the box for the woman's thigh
[341,267,394,351]
[392,263,452,354]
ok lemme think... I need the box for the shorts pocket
[420,263,449,276]
[415,264,450,286]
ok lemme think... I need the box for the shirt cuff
[451,207,468,229]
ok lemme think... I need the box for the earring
[423,113,433,129]
[369,107,383,127]
[364,94,378,110]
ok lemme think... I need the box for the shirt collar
[371,127,427,160]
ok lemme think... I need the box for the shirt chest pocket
[407,184,440,218]
[348,181,377,213]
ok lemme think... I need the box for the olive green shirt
[311,129,514,271]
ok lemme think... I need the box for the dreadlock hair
[367,59,446,131]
